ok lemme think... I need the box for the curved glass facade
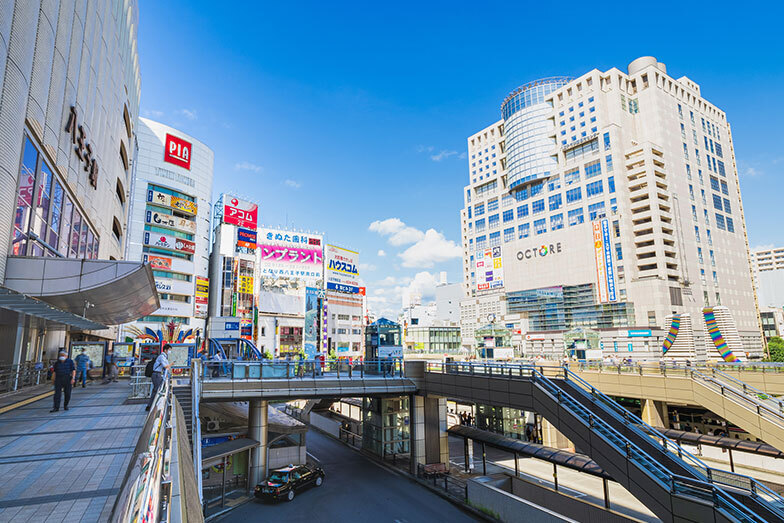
[502,77,571,190]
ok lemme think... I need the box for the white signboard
[325,244,360,294]
[146,210,196,234]
[476,246,503,292]
[257,227,324,283]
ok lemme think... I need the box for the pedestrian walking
[146,344,172,411]
[51,349,76,412]
[103,347,119,383]
[74,348,91,388]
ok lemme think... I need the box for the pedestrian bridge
[569,362,784,452]
[199,359,418,402]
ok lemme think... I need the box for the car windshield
[268,472,289,483]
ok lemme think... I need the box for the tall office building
[461,57,762,360]
[121,119,214,342]
[751,246,784,339]
[0,0,158,363]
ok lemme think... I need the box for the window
[709,250,716,266]
[584,160,601,179]
[566,187,582,204]
[706,229,712,245]
[710,176,720,192]
[517,204,529,218]
[686,164,692,180]
[475,180,497,197]
[530,183,544,196]
[502,193,514,208]
[474,203,485,216]
[723,198,731,214]
[720,180,729,195]
[503,209,514,222]
[697,247,704,264]
[586,180,603,197]
[487,198,499,212]
[615,243,623,261]
[504,227,514,242]
[716,214,726,230]
[565,138,599,162]
[715,143,723,158]
[678,104,683,118]
[628,99,639,113]
[588,202,605,221]
[547,176,561,192]
[532,199,545,214]
[726,217,735,233]
[692,205,698,221]
[568,207,584,226]
[488,214,499,229]
[712,194,723,210]
[518,223,530,238]
[683,143,689,160]
[717,160,726,176]
[534,219,547,235]
[550,213,564,230]
[515,187,529,201]
[680,123,686,138]
[475,218,486,232]
[605,155,613,172]
[467,205,472,219]
[713,271,719,285]
[548,194,562,211]
[475,235,487,250]
[610,197,617,213]
[695,226,701,242]
[608,176,616,193]
[564,168,580,185]
[613,220,620,238]
[489,231,501,247]
[689,184,694,200]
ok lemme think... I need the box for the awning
[202,437,259,469]
[659,428,784,459]
[0,286,107,330]
[4,257,159,326]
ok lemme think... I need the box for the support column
[423,396,449,465]
[641,399,669,429]
[410,395,425,474]
[248,399,268,487]
[541,418,573,451]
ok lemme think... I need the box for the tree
[766,336,784,362]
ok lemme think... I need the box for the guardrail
[0,363,48,394]
[201,358,404,381]
[192,359,203,505]
[425,361,768,523]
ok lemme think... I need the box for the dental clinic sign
[516,242,563,260]
[164,134,192,170]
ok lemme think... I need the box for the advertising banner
[476,246,504,292]
[601,218,617,302]
[325,244,360,293]
[223,196,258,229]
[304,287,324,359]
[147,255,172,270]
[592,221,609,303]
[146,210,197,233]
[257,228,324,282]
[194,302,208,319]
[171,196,197,215]
[164,133,192,170]
[239,275,254,294]
[144,232,195,254]
[147,189,171,208]
[237,228,257,249]
[195,277,209,303]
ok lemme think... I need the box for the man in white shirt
[146,344,172,411]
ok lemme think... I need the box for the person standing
[74,348,91,388]
[146,344,172,411]
[103,347,119,383]
[51,349,76,412]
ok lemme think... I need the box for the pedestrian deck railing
[0,362,48,395]
[424,361,775,523]
[200,358,405,381]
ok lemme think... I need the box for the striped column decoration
[703,308,738,363]
[662,315,681,355]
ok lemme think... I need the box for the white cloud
[143,109,164,118]
[377,249,386,257]
[359,263,377,272]
[458,152,467,159]
[744,167,760,177]
[430,150,458,162]
[416,145,434,153]
[399,229,462,268]
[284,179,302,189]
[369,218,425,246]
[178,108,197,120]
[234,161,262,173]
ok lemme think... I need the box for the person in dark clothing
[146,344,172,412]
[51,349,76,412]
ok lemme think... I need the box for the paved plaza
[0,382,145,522]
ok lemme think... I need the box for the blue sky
[138,1,784,317]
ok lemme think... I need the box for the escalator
[553,369,784,522]
[207,338,263,360]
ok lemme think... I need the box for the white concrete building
[752,247,784,308]
[461,57,762,360]
[121,119,214,341]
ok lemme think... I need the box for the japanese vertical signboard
[257,228,324,283]
[592,219,617,303]
[222,196,258,229]
[304,287,325,359]
[238,275,254,294]
[325,244,360,294]
[476,246,504,292]
[194,276,209,318]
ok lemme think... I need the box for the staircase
[173,385,193,446]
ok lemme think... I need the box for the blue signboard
[327,282,360,294]
[225,322,239,331]
[628,342,634,352]
[601,218,617,302]
[627,329,652,337]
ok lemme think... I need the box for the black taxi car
[255,463,325,502]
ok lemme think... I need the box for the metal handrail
[710,367,784,412]
[427,361,773,523]
[201,358,405,381]
[192,359,203,504]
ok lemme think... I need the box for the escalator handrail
[566,366,784,519]
[699,367,784,415]
[237,338,263,360]
[207,338,227,359]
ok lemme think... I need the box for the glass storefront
[362,396,410,456]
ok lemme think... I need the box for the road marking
[0,391,54,414]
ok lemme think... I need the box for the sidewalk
[0,381,147,522]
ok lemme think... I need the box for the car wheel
[286,489,295,502]
[315,476,323,487]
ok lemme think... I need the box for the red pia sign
[164,134,192,170]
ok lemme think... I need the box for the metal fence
[0,363,48,394]
[201,358,405,381]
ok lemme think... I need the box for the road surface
[220,429,479,522]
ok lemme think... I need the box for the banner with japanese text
[257,227,324,283]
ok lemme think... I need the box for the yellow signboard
[171,195,197,215]
[239,275,254,294]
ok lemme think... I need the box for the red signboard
[175,237,195,254]
[164,133,192,170]
[148,255,172,270]
[223,196,258,229]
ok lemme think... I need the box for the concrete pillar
[409,395,425,474]
[541,418,574,451]
[11,313,25,366]
[248,399,268,486]
[641,399,669,429]
[423,396,449,465]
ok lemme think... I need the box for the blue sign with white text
[327,282,360,294]
[224,322,239,331]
